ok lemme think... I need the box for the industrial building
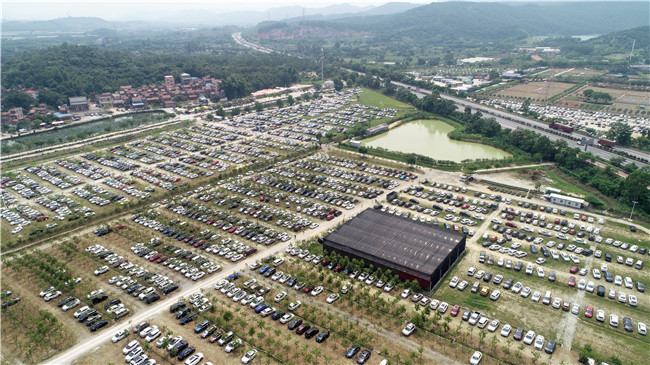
[323,209,466,291]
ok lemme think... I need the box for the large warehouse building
[323,209,466,291]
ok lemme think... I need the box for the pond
[363,119,511,162]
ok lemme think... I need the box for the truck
[548,122,573,133]
[597,139,615,148]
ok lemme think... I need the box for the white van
[542,291,552,305]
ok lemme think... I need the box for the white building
[547,193,585,209]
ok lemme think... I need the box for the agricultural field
[490,81,576,102]
[561,86,650,111]
[1,88,648,365]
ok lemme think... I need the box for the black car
[177,346,195,361]
[597,285,605,297]
[296,324,311,335]
[170,302,186,313]
[513,327,524,341]
[104,298,121,310]
[90,320,108,332]
[315,330,330,343]
[163,284,179,294]
[288,318,303,331]
[630,225,637,233]
[623,317,633,332]
[57,296,75,308]
[503,279,513,290]
[1,297,21,308]
[90,293,108,304]
[172,340,189,354]
[180,313,197,325]
[175,307,190,319]
[78,309,98,322]
[145,293,160,304]
[272,311,285,321]
[357,349,371,364]
[636,281,645,293]
[544,339,556,354]
[345,345,361,358]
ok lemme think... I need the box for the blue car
[287,277,297,287]
[227,272,241,281]
[259,265,270,275]
[254,303,269,314]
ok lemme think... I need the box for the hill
[257,2,649,49]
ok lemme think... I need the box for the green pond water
[363,119,511,162]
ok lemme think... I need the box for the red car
[115,224,125,229]
[569,266,578,274]
[568,276,576,287]
[450,305,460,317]
[584,306,594,318]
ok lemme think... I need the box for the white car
[274,291,287,302]
[94,265,109,276]
[533,335,545,350]
[402,323,416,336]
[400,289,411,299]
[241,349,258,364]
[112,329,128,343]
[184,352,203,365]
[638,322,647,336]
[146,327,161,343]
[449,276,459,288]
[470,350,482,365]
[629,295,638,307]
[523,330,536,345]
[279,313,294,324]
[62,298,80,311]
[44,290,61,301]
[487,319,500,332]
[326,293,340,304]
[311,286,324,296]
[610,314,619,327]
[288,300,301,311]
[500,324,512,337]
[225,338,242,353]
[74,305,90,318]
[596,310,605,322]
[123,339,140,355]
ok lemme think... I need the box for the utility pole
[629,200,638,220]
[321,48,324,89]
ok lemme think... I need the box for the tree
[215,106,225,117]
[622,170,650,202]
[606,122,632,145]
[276,99,284,108]
[2,91,33,112]
[287,95,294,105]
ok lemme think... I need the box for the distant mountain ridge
[2,17,147,32]
[290,2,650,43]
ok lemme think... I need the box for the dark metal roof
[324,208,465,276]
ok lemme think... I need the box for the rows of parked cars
[86,244,177,303]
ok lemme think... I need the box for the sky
[2,1,428,20]
[4,0,641,21]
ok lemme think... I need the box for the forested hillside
[1,44,316,99]
[257,2,649,57]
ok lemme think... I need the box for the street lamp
[629,201,638,220]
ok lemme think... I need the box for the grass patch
[357,88,415,111]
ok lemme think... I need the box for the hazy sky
[3,1,430,20]
[4,0,644,21]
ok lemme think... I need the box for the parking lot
[2,88,648,365]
